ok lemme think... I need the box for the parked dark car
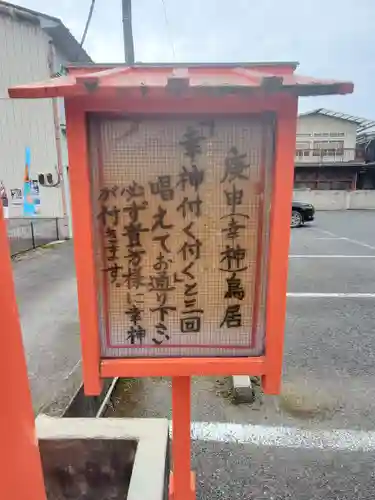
[291,201,315,227]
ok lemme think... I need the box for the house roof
[67,61,300,71]
[8,63,354,100]
[357,131,375,144]
[0,1,92,63]
[299,108,375,133]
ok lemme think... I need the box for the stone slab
[36,415,170,500]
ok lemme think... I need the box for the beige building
[293,109,375,209]
[296,109,359,164]
[0,1,91,219]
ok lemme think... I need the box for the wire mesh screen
[88,115,274,358]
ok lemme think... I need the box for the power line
[161,0,176,61]
[80,0,96,47]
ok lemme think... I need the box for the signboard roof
[8,64,353,100]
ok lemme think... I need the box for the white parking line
[289,255,375,258]
[313,228,375,251]
[287,293,375,298]
[315,229,337,237]
[341,237,375,251]
[171,421,375,451]
[315,237,346,240]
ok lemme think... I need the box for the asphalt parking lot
[17,211,375,498]
[199,210,375,499]
[13,242,81,414]
[285,210,375,430]
[107,210,375,499]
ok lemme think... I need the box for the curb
[62,378,115,418]
[231,375,254,404]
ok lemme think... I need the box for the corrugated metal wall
[0,13,63,217]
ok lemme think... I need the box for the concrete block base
[36,415,170,500]
[231,375,254,404]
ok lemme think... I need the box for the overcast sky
[15,0,375,118]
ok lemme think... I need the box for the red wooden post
[263,101,298,394]
[65,101,102,395]
[0,203,47,500]
[170,376,195,500]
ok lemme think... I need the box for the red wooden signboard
[9,63,353,500]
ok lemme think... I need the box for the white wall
[296,114,357,163]
[293,189,375,210]
[348,191,375,209]
[0,14,63,217]
[297,115,357,149]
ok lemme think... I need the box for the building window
[331,181,352,190]
[296,150,311,157]
[295,142,311,157]
[296,133,312,137]
[312,140,344,156]
[294,181,316,189]
[316,181,331,190]
[313,132,345,138]
[294,171,354,190]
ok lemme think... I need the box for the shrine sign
[90,116,272,358]
[8,63,353,394]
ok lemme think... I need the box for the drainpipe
[47,41,71,235]
[352,171,358,191]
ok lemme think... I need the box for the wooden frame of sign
[68,96,295,500]
[64,90,299,393]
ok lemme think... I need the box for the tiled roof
[8,63,353,99]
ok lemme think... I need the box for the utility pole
[122,0,135,64]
